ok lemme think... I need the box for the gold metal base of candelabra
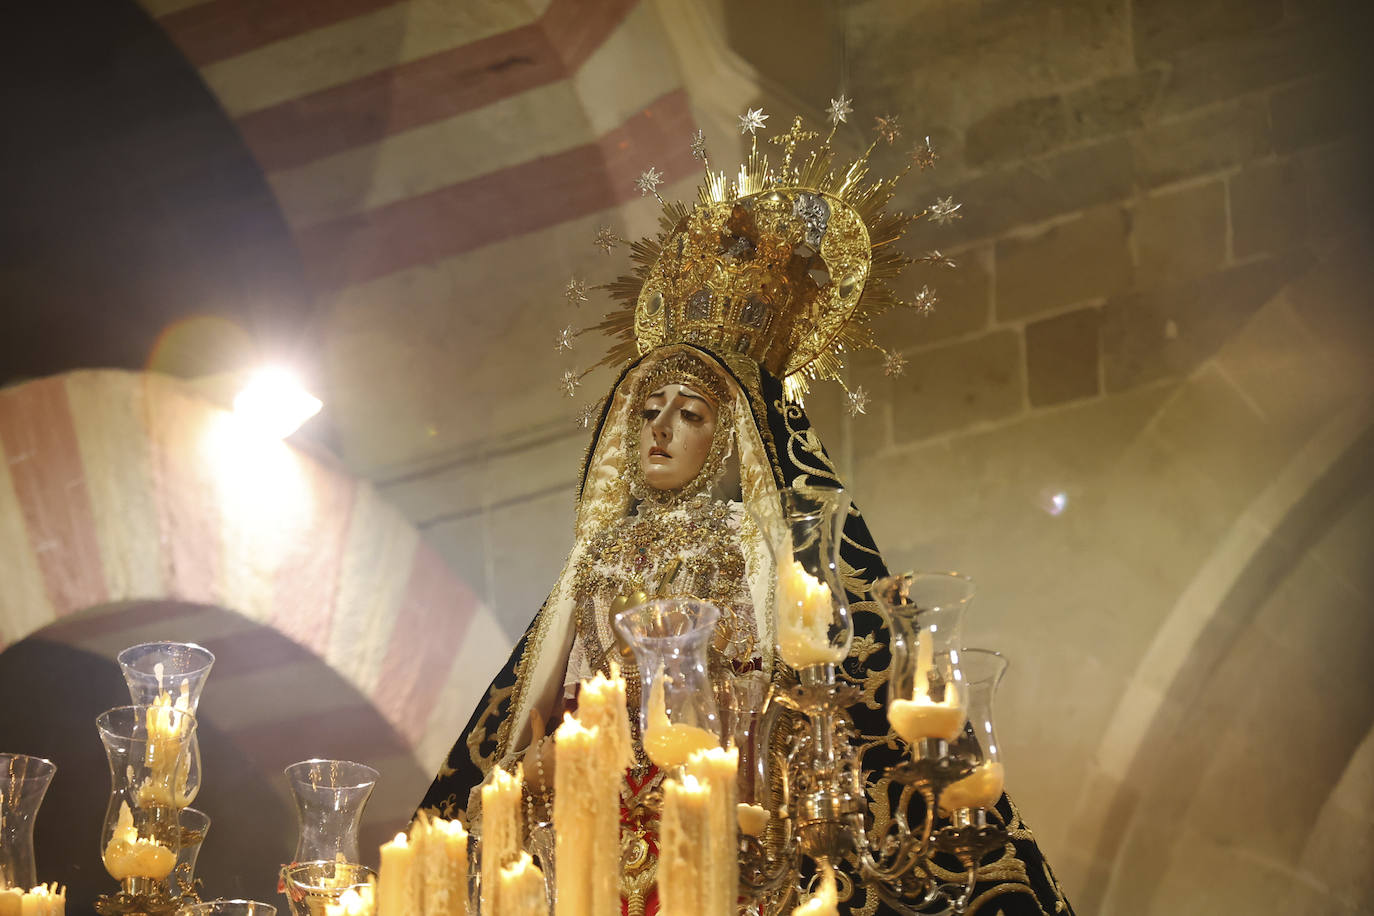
[94,877,183,916]
[935,808,1009,867]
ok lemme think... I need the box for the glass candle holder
[119,642,215,809]
[613,599,723,770]
[283,760,378,866]
[180,899,277,916]
[939,649,1009,818]
[750,487,853,673]
[167,807,210,897]
[728,670,776,837]
[0,754,57,890]
[97,706,197,885]
[280,861,374,916]
[873,573,973,751]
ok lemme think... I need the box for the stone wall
[785,1,1373,912]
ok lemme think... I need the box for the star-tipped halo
[555,324,578,353]
[593,225,620,254]
[874,113,902,145]
[690,130,708,160]
[560,370,581,398]
[882,350,908,377]
[846,386,870,417]
[826,94,853,126]
[738,107,769,135]
[928,197,963,226]
[635,167,663,197]
[575,401,601,429]
[911,136,938,170]
[919,250,958,270]
[912,285,938,315]
[565,276,588,305]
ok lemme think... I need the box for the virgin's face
[638,383,718,491]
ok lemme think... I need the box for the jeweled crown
[561,99,958,416]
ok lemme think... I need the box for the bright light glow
[232,367,322,439]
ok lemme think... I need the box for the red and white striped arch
[0,370,506,769]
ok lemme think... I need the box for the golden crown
[560,99,959,417]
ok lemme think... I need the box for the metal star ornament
[928,196,963,226]
[575,401,601,429]
[882,350,908,378]
[919,250,958,270]
[592,225,620,254]
[564,276,588,305]
[560,370,581,398]
[912,285,938,315]
[555,324,578,353]
[635,167,663,198]
[826,94,853,126]
[846,386,870,417]
[874,113,902,145]
[738,107,769,136]
[910,137,938,170]
[690,130,708,161]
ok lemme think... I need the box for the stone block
[996,206,1133,321]
[1101,250,1312,391]
[1155,20,1333,115]
[1064,68,1164,139]
[868,245,992,350]
[888,329,1023,443]
[1132,98,1272,188]
[1270,74,1359,154]
[964,95,1067,168]
[1131,180,1227,279]
[1300,140,1371,240]
[923,138,1135,247]
[1229,159,1309,258]
[1132,0,1285,63]
[1025,307,1101,406]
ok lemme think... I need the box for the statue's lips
[648,447,671,459]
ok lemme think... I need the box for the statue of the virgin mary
[417,114,1074,915]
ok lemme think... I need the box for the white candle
[939,762,1005,815]
[642,665,719,770]
[421,816,469,916]
[479,766,523,916]
[8,885,63,916]
[496,853,546,916]
[139,696,192,808]
[777,560,845,669]
[377,831,415,916]
[325,884,375,916]
[791,864,838,916]
[657,775,712,916]
[686,748,739,916]
[102,802,175,881]
[552,715,601,916]
[736,803,769,837]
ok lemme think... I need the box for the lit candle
[138,694,192,807]
[102,801,176,881]
[686,747,739,916]
[938,762,1006,816]
[1,885,64,916]
[642,665,719,770]
[736,804,769,837]
[377,831,416,916]
[657,775,713,916]
[573,665,633,772]
[496,852,546,916]
[791,863,838,916]
[887,625,964,743]
[479,765,523,916]
[420,816,469,916]
[325,883,375,916]
[777,560,845,669]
